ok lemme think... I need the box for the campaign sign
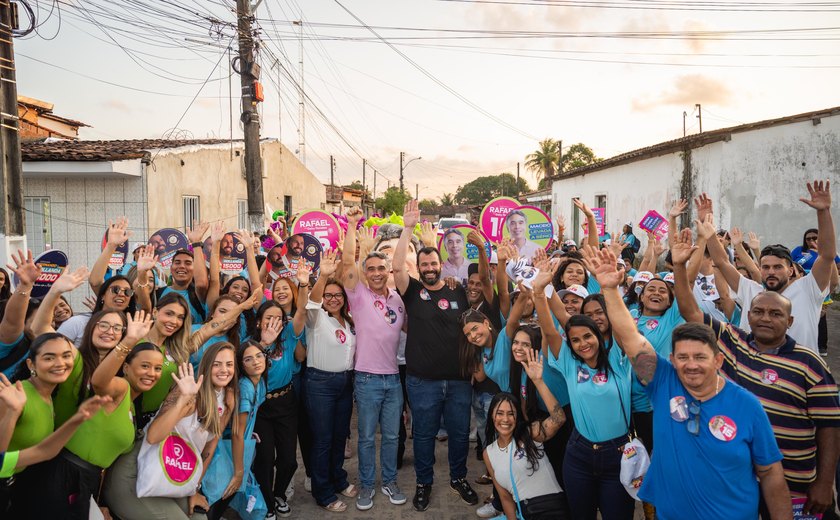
[593,208,606,236]
[638,210,669,240]
[438,225,491,283]
[149,228,189,270]
[101,231,130,271]
[479,197,520,244]
[13,249,69,299]
[299,233,324,272]
[202,233,247,276]
[502,205,553,258]
[266,235,321,281]
[792,497,822,520]
[291,210,341,251]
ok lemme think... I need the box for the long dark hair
[0,268,11,300]
[552,258,589,291]
[323,279,354,329]
[801,228,818,252]
[582,293,613,344]
[507,324,545,429]
[222,276,254,333]
[208,295,242,350]
[458,309,496,378]
[251,301,288,354]
[95,275,137,314]
[11,332,70,383]
[637,279,674,317]
[484,392,543,475]
[78,310,128,404]
[238,339,268,382]
[563,314,612,374]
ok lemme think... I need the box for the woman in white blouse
[293,251,358,512]
[483,349,568,520]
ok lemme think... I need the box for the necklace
[714,374,721,396]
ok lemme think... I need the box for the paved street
[225,306,840,519]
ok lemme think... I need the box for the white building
[551,106,840,249]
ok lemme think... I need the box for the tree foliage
[419,198,439,212]
[440,193,455,206]
[525,140,601,187]
[374,187,411,215]
[560,143,601,171]
[454,173,530,205]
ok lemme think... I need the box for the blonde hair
[195,342,239,437]
[155,293,193,366]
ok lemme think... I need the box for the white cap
[632,271,654,285]
[131,242,146,252]
[557,284,589,300]
[662,272,675,284]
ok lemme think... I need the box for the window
[183,196,200,231]
[284,196,293,217]
[571,198,580,243]
[237,200,248,230]
[24,197,51,255]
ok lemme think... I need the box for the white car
[436,217,470,233]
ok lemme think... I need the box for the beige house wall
[146,139,325,231]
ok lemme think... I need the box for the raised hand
[125,310,154,342]
[74,395,113,421]
[800,179,832,211]
[0,374,26,413]
[521,348,544,383]
[669,200,688,219]
[496,239,514,263]
[581,246,623,289]
[556,213,566,232]
[572,198,595,217]
[242,285,263,310]
[419,221,437,248]
[235,228,255,249]
[747,231,761,251]
[694,213,716,241]
[210,222,225,243]
[346,206,364,226]
[136,245,158,272]
[532,259,557,291]
[187,221,210,244]
[7,250,41,287]
[607,237,626,257]
[172,363,203,396]
[51,266,90,294]
[694,193,713,223]
[319,250,339,277]
[296,262,312,285]
[106,217,132,247]
[533,247,548,265]
[403,199,420,229]
[670,228,697,266]
[652,237,665,258]
[729,227,744,247]
[358,225,377,254]
[260,315,283,346]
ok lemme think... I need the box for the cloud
[102,99,131,113]
[195,98,218,110]
[682,20,709,54]
[631,74,733,111]
[468,3,586,46]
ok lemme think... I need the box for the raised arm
[311,251,338,304]
[30,266,89,337]
[341,207,363,291]
[696,212,743,293]
[531,262,564,357]
[90,217,132,294]
[521,348,566,442]
[187,221,210,298]
[189,286,261,351]
[0,375,24,451]
[468,230,495,305]
[238,229,260,288]
[146,363,201,444]
[686,233,708,283]
[671,229,704,324]
[292,262,313,336]
[205,223,224,311]
[582,246,658,384]
[638,233,658,273]
[91,311,153,400]
[0,251,41,343]
[418,221,438,249]
[573,199,599,249]
[393,200,419,294]
[132,245,157,313]
[667,200,688,248]
[729,227,761,282]
[801,180,836,291]
[496,240,514,318]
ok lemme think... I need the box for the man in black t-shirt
[394,200,479,512]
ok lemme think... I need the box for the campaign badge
[576,366,590,384]
[420,289,430,301]
[761,369,778,385]
[645,319,659,331]
[335,330,346,344]
[438,299,450,310]
[669,396,689,422]
[592,371,608,386]
[709,415,737,442]
[385,308,397,324]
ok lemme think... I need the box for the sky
[15,0,840,201]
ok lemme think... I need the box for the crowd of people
[0,180,837,520]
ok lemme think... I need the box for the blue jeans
[562,429,635,520]
[406,376,472,485]
[472,390,494,450]
[354,371,403,489]
[305,368,353,506]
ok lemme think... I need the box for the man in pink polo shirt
[341,207,408,511]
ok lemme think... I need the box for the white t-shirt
[57,314,91,348]
[486,440,562,500]
[304,300,356,372]
[735,273,827,352]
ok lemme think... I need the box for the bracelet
[115,342,133,355]
[190,241,203,249]
[136,281,149,288]
[298,283,310,288]
[14,289,29,297]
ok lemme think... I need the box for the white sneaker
[285,481,295,501]
[469,428,477,442]
[476,501,501,518]
[304,477,312,492]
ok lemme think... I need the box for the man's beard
[421,269,441,285]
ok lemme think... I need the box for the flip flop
[323,500,347,513]
[340,484,358,498]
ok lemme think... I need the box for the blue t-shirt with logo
[484,333,570,408]
[0,333,27,379]
[632,302,685,356]
[262,321,303,391]
[189,324,230,372]
[607,337,652,413]
[639,353,782,520]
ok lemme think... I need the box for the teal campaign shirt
[632,302,685,356]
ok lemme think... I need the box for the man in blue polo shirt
[584,246,792,520]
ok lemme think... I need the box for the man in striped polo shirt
[673,232,840,519]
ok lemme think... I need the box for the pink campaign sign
[638,210,669,240]
[480,197,521,244]
[159,433,198,485]
[291,210,341,251]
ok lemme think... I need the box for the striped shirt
[705,314,840,494]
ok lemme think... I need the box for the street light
[399,152,422,193]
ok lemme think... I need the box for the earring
[31,369,36,378]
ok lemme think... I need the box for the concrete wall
[146,139,325,231]
[552,114,840,250]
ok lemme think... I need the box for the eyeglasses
[686,400,701,436]
[243,352,266,363]
[805,236,818,242]
[96,322,125,334]
[109,286,135,297]
[323,293,344,301]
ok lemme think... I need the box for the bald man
[673,250,840,519]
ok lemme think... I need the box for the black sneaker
[274,496,291,517]
[450,478,478,505]
[413,484,432,511]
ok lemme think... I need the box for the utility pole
[516,162,520,197]
[294,20,305,165]
[0,0,25,259]
[362,159,367,215]
[236,0,265,232]
[683,111,687,137]
[372,170,377,214]
[415,184,419,200]
[696,104,702,133]
[399,151,405,193]
[330,155,335,186]
[273,58,281,142]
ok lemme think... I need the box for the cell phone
[194,506,208,514]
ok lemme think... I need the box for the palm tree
[524,138,560,186]
[440,193,455,206]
